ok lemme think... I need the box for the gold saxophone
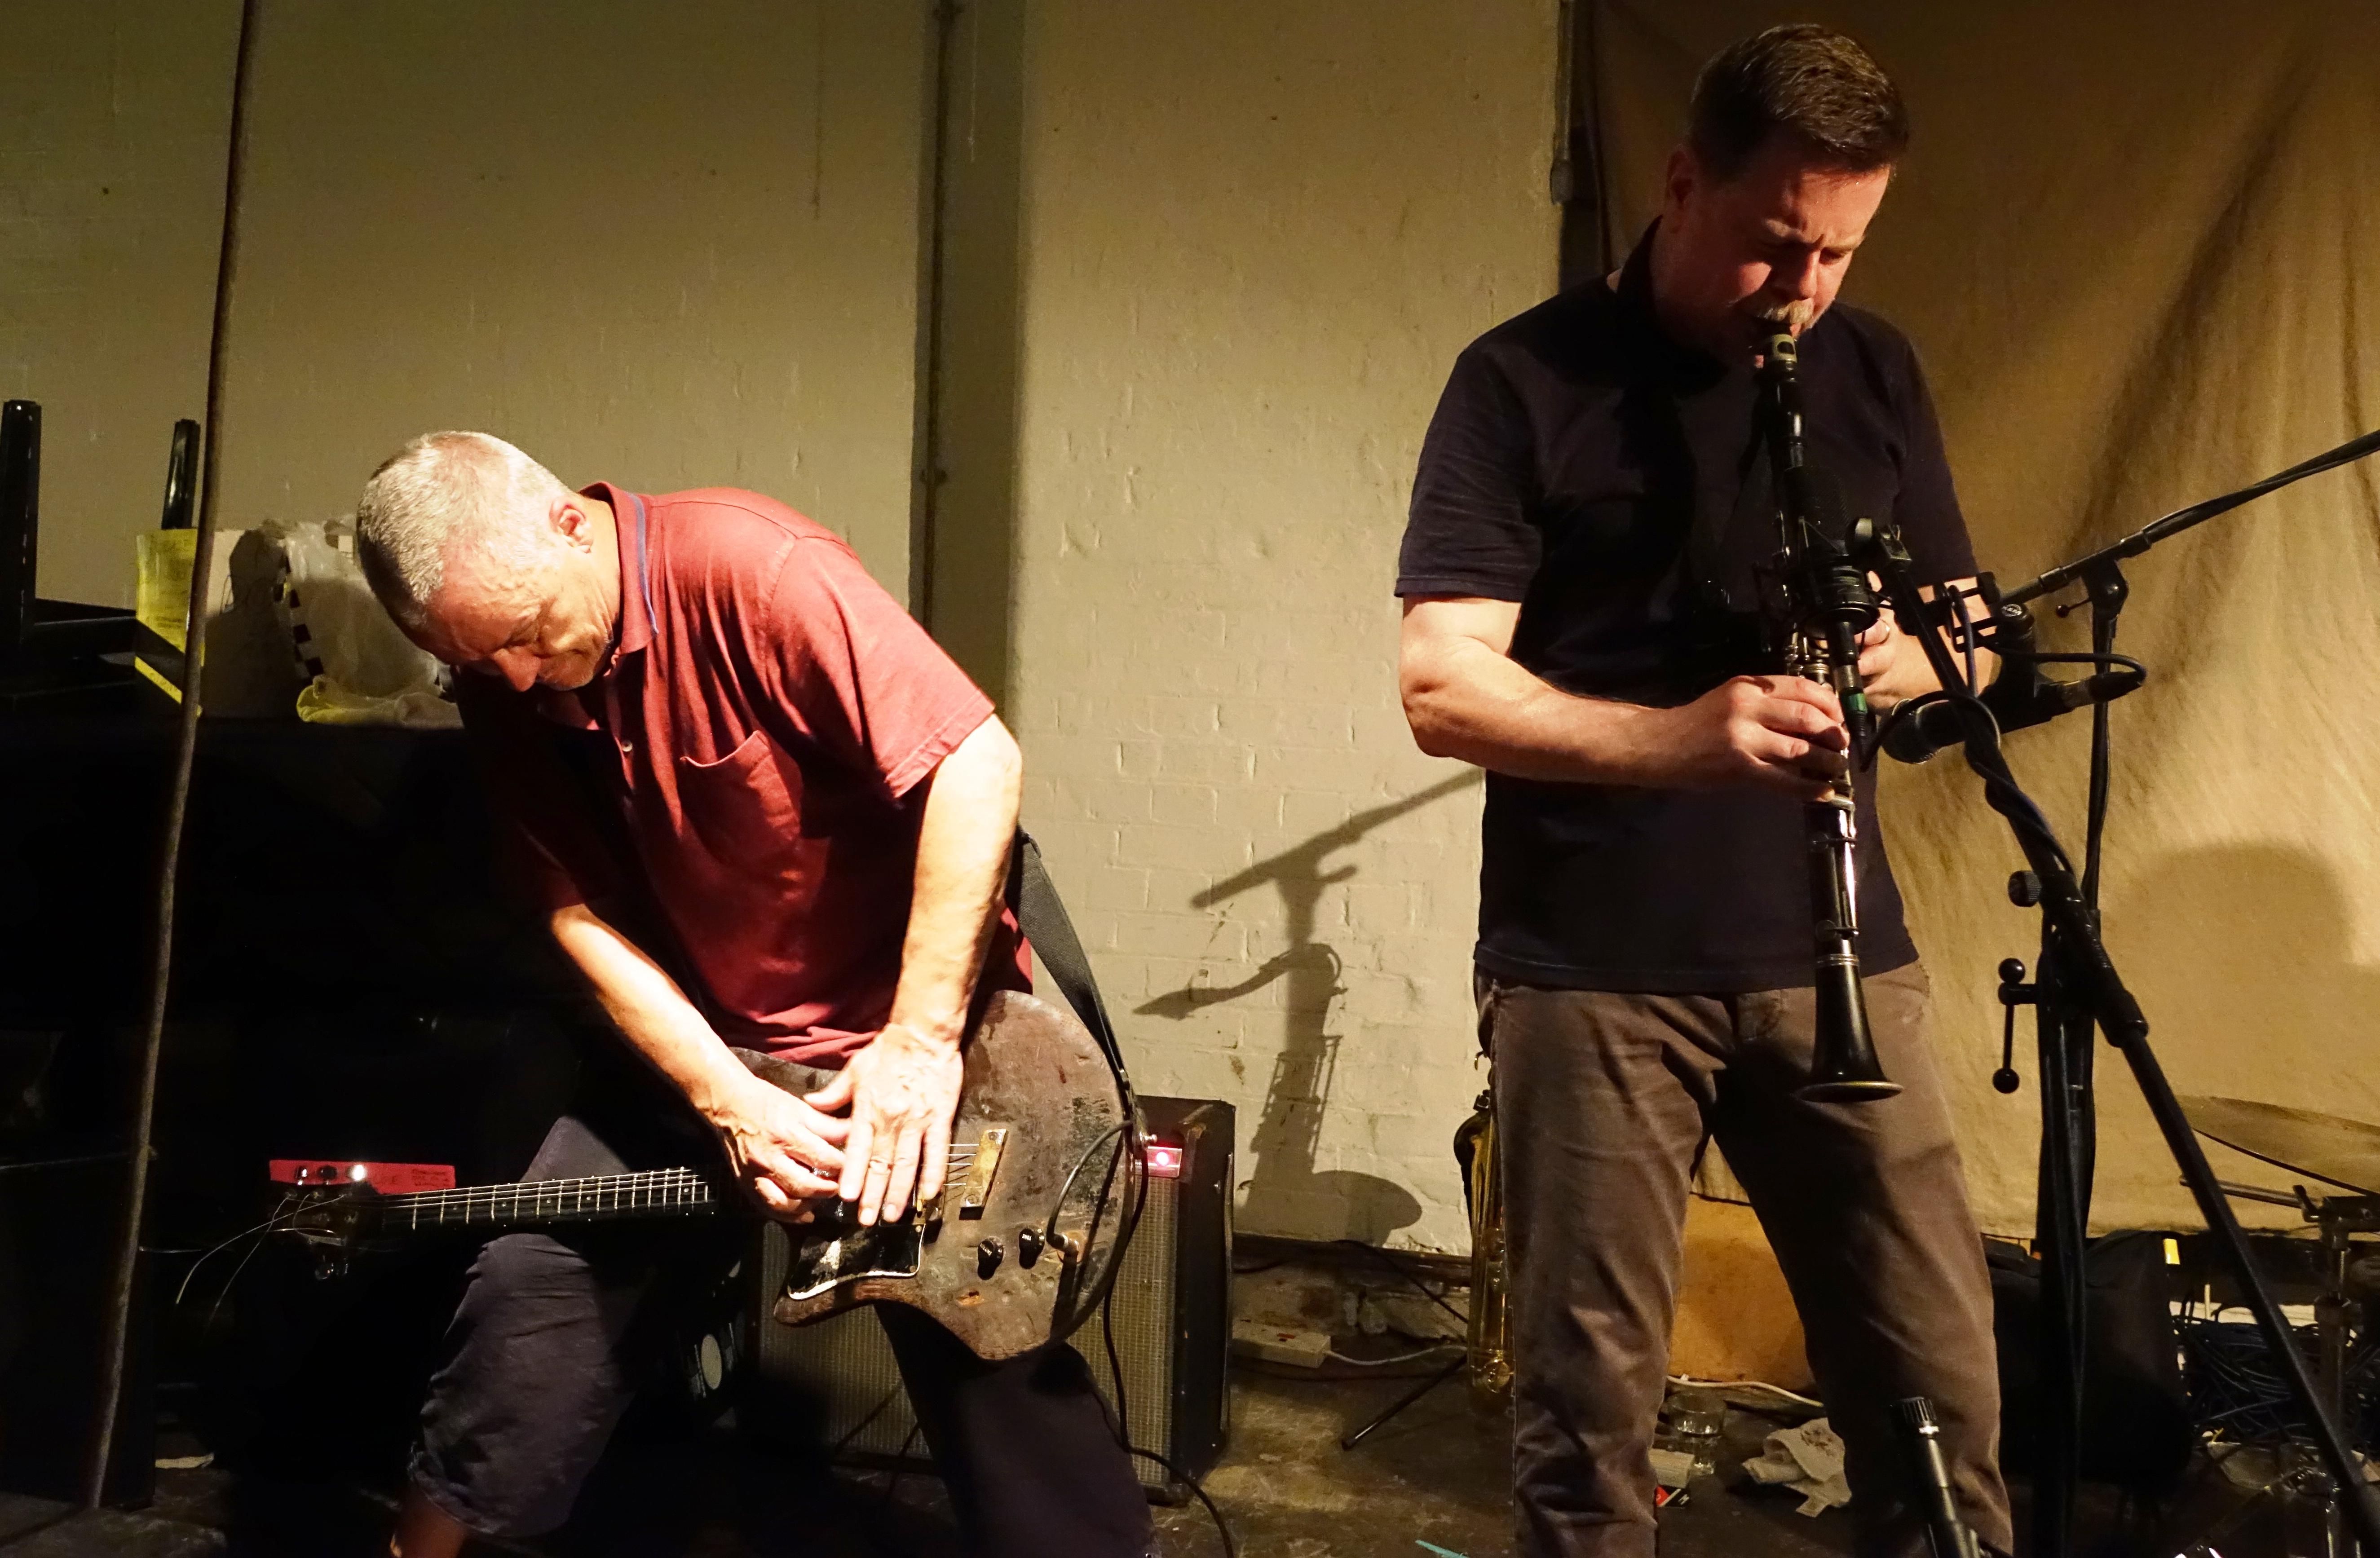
[1460,1086,1513,1401]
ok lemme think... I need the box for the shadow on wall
[1135,770,1484,1243]
[2114,842,2380,1136]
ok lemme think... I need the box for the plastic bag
[268,518,461,729]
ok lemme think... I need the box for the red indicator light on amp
[1144,1141,1184,1179]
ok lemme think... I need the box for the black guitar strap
[1007,830,1129,1081]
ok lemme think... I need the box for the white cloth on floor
[1742,1417,1851,1517]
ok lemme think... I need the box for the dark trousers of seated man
[1483,960,2012,1558]
[407,1046,1152,1557]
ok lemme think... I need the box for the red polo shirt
[456,483,1028,1065]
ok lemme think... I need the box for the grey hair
[354,431,572,629]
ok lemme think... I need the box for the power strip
[1231,1320,1332,1368]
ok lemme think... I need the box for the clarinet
[1754,330,1901,1103]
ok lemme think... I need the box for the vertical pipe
[83,0,259,1508]
[1554,0,1615,292]
[907,0,960,622]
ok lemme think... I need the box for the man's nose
[1775,250,1823,299]
[495,649,539,692]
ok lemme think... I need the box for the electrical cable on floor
[1326,1344,1463,1368]
[1664,1373,1824,1411]
[1126,1443,1237,1558]
[877,1420,926,1511]
[831,1384,907,1459]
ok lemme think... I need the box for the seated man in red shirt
[353,431,1150,1558]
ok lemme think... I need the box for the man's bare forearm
[1398,597,1849,795]
[548,902,762,1121]
[888,715,1023,1047]
[1402,634,1675,784]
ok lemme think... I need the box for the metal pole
[82,0,258,1507]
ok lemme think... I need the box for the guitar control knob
[976,1236,1004,1277]
[1017,1227,1044,1267]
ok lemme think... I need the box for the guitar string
[375,1147,983,1225]
[384,1143,985,1212]
[390,1146,976,1218]
[390,1150,985,1218]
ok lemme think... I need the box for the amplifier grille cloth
[754,1175,1182,1489]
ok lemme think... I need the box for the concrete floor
[1159,1366,1856,1558]
[0,1367,2296,1558]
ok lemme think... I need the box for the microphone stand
[1984,424,2380,1555]
[1846,419,2380,1554]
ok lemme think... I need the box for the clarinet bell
[1797,961,1903,1103]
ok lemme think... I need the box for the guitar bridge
[955,1126,1008,1219]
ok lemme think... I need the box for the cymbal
[2179,1095,2380,1197]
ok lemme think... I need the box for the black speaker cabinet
[0,1153,153,1507]
[746,1095,1232,1501]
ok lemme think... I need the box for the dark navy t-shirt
[1396,227,1976,993]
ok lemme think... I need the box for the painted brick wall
[0,0,238,606]
[212,0,927,592]
[1002,2,1560,1252]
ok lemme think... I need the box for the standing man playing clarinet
[1396,25,2009,1558]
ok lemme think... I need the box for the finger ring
[868,1158,891,1170]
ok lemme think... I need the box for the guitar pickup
[955,1126,1008,1218]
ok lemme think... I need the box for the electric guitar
[278,989,1135,1360]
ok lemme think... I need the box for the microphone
[1882,589,2146,765]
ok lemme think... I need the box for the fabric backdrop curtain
[1591,0,2380,1231]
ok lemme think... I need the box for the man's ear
[1661,144,1700,218]
[550,494,596,553]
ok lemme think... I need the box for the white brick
[1147,781,1218,827]
[1108,910,1247,963]
[1154,742,1254,783]
[1116,823,1245,874]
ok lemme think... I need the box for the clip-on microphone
[1879,574,2146,766]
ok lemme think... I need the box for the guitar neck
[376,1168,721,1235]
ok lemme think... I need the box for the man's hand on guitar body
[806,1020,965,1227]
[704,1074,849,1220]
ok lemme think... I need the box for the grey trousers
[1481,960,2011,1558]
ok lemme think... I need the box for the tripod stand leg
[1339,1355,1466,1451]
[2032,985,2096,1558]
[2318,1227,2358,1558]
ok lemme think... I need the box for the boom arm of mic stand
[1856,520,2380,1553]
[2004,424,2380,608]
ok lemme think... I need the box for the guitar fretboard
[373,1143,985,1236]
[380,1168,721,1233]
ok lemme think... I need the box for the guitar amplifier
[745,1095,1232,1501]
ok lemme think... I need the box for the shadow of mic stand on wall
[1865,421,2380,1558]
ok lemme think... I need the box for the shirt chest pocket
[674,728,806,872]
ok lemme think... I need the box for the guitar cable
[169,1191,303,1308]
[1009,836,1237,1554]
